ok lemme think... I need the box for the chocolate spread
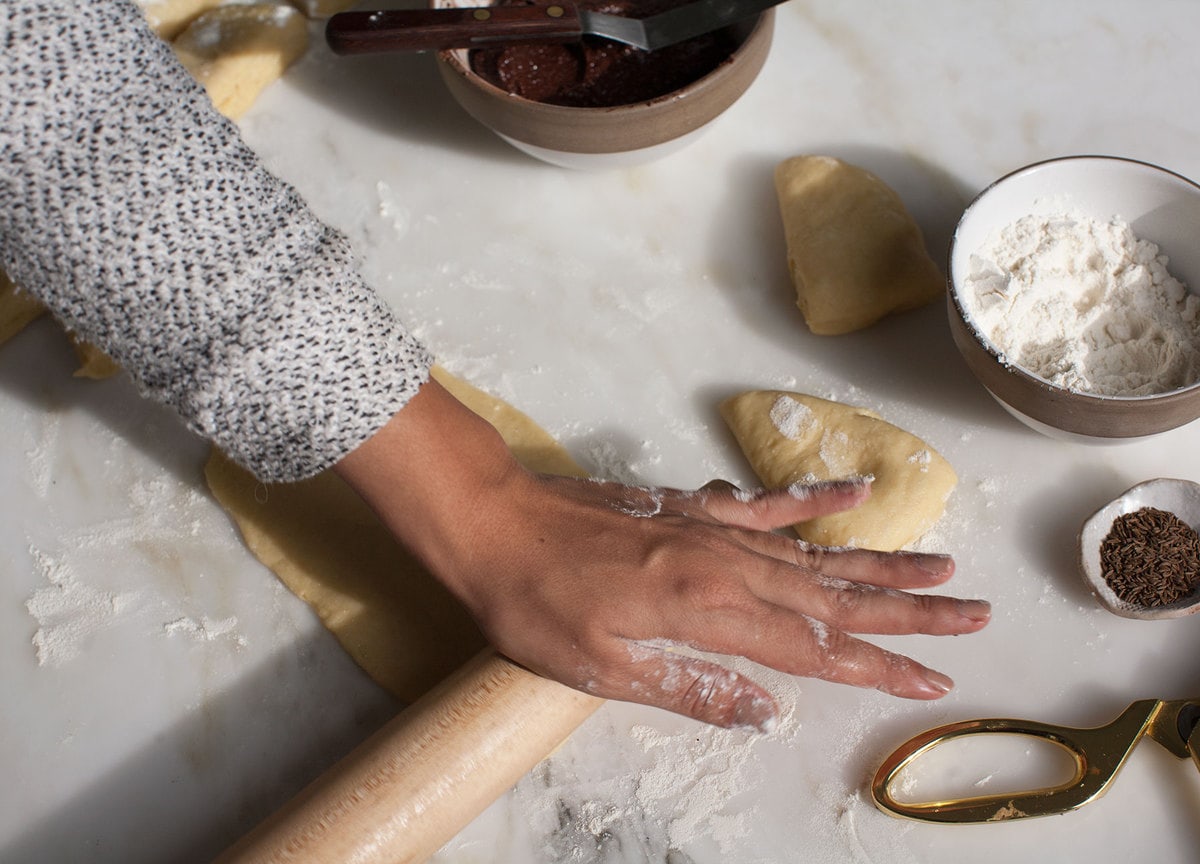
[468,0,740,107]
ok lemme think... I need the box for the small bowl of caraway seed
[1078,478,1200,619]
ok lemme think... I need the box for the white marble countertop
[4,2,1200,862]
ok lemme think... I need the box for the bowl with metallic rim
[431,0,775,170]
[947,155,1200,442]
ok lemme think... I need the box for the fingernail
[910,552,955,578]
[915,669,954,697]
[957,599,992,624]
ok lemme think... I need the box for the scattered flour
[630,721,760,854]
[770,395,817,441]
[612,487,665,519]
[25,548,143,667]
[24,548,247,666]
[579,437,662,485]
[962,210,1200,395]
[163,614,245,645]
[819,429,856,476]
[906,449,931,472]
[21,469,247,664]
[24,413,60,498]
[376,180,411,237]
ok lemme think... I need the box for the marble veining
[5,2,1200,862]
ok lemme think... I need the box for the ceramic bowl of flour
[947,155,1200,441]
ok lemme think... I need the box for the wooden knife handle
[326,5,584,54]
[215,649,603,864]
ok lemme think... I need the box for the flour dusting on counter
[631,721,761,852]
[25,547,143,667]
[163,614,245,645]
[24,413,60,499]
[20,439,250,665]
[25,545,248,665]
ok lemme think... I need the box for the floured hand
[335,379,991,731]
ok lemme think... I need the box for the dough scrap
[0,270,46,346]
[69,337,122,380]
[720,390,955,551]
[173,3,309,121]
[774,155,944,336]
[205,366,588,703]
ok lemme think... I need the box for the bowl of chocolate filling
[431,0,775,168]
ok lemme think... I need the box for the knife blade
[326,0,786,55]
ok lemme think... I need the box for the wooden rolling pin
[216,649,602,863]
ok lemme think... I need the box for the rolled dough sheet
[205,365,588,704]
[0,270,46,346]
[720,389,956,551]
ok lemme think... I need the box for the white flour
[25,548,142,667]
[962,211,1200,395]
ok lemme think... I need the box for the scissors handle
[871,699,1163,823]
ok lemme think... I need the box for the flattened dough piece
[173,3,309,121]
[774,155,943,336]
[2,265,122,376]
[206,366,587,704]
[720,390,955,551]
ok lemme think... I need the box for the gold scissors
[871,698,1200,823]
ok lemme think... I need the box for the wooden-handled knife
[326,0,787,54]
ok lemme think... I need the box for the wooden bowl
[432,2,774,169]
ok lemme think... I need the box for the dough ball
[287,0,359,18]
[0,269,46,346]
[720,389,955,551]
[206,366,588,704]
[173,3,309,121]
[140,0,224,40]
[774,155,944,335]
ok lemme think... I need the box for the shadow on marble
[287,8,532,167]
[1013,459,1131,608]
[701,148,1003,430]
[0,635,399,864]
[0,317,212,496]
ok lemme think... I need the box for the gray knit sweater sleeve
[0,0,432,483]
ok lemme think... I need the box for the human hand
[336,380,990,732]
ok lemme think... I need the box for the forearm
[0,0,431,481]
[333,377,529,610]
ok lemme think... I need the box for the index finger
[696,478,873,531]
